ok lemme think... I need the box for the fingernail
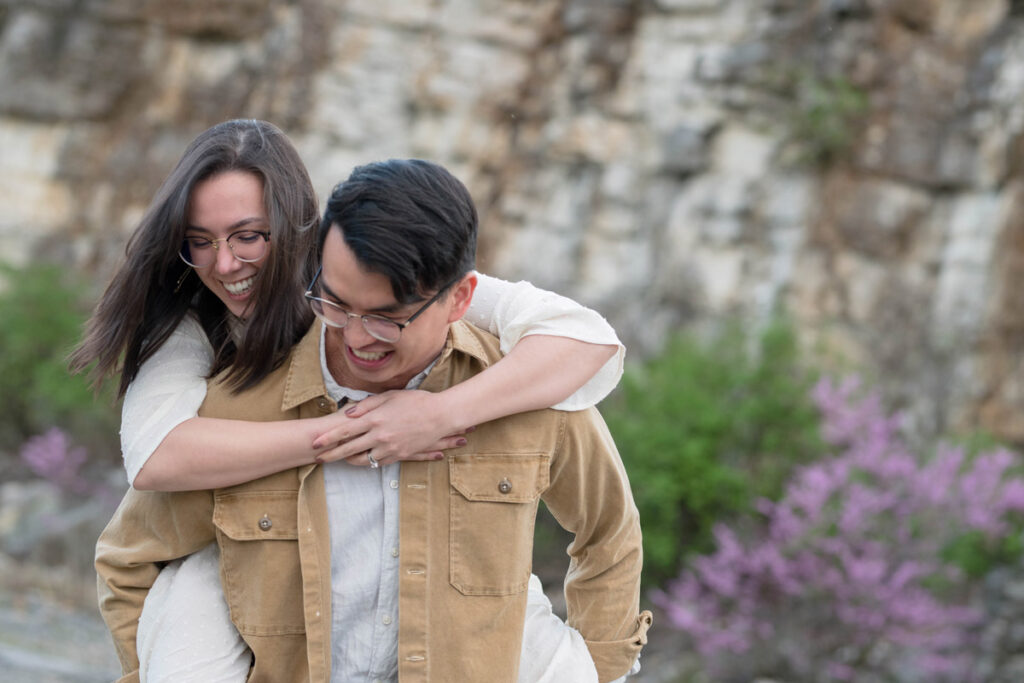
[314,456,324,465]
[345,406,357,415]
[433,453,444,460]
[456,438,467,447]
[466,426,476,433]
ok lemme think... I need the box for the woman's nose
[214,241,241,274]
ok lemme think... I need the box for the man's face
[318,226,474,393]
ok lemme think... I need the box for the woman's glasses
[179,230,270,268]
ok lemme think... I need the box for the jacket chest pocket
[213,491,305,636]
[449,453,549,596]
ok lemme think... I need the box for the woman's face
[185,170,269,319]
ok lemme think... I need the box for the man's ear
[446,272,478,323]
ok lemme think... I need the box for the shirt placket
[367,462,401,683]
[397,460,431,681]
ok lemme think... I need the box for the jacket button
[259,515,273,531]
[316,397,331,412]
[498,478,512,494]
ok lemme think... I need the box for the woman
[73,119,617,681]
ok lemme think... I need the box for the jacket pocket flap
[213,491,299,541]
[449,453,549,503]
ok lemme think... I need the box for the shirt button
[498,478,512,494]
[258,515,272,531]
[382,615,392,625]
[390,479,399,489]
[391,547,399,558]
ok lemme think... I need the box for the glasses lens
[228,230,268,263]
[180,238,213,267]
[362,317,402,343]
[309,298,347,328]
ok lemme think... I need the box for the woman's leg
[137,543,251,683]
[517,574,599,683]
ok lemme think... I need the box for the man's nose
[343,315,377,347]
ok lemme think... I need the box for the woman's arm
[464,273,623,410]
[126,317,454,491]
[134,414,329,491]
[311,273,624,465]
[131,274,624,489]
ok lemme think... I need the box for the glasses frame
[179,229,271,268]
[304,266,459,343]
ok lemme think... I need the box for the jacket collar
[281,319,329,412]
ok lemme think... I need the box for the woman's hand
[311,390,470,467]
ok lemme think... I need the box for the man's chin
[345,363,406,394]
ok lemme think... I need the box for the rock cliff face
[2,0,1023,443]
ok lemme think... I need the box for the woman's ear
[446,272,478,323]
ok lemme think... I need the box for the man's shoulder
[449,319,503,365]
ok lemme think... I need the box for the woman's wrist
[432,380,495,433]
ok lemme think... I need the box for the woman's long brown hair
[69,119,319,396]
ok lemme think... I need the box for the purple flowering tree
[653,377,1024,682]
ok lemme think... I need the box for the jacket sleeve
[542,408,652,683]
[95,487,216,679]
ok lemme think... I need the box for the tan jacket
[96,320,651,682]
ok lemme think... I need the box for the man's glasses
[304,266,458,343]
[179,230,270,268]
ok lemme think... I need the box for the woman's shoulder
[134,312,214,380]
[173,311,208,341]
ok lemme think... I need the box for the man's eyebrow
[319,278,409,315]
[185,217,267,234]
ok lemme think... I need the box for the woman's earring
[174,269,191,293]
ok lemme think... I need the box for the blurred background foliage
[602,319,824,586]
[0,262,120,475]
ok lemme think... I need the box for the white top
[120,272,624,485]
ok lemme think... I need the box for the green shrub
[0,262,120,462]
[601,319,826,585]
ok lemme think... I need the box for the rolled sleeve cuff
[585,610,653,683]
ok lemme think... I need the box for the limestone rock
[0,0,1023,445]
[0,8,147,119]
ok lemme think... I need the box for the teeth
[352,348,387,361]
[224,277,255,295]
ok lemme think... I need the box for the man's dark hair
[317,159,478,304]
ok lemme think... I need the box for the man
[96,159,650,682]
